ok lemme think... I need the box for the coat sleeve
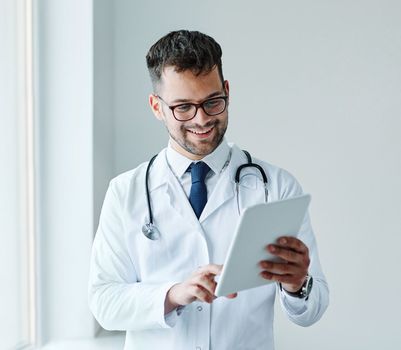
[88,179,180,331]
[276,169,329,326]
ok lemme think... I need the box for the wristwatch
[280,274,313,299]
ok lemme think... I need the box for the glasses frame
[156,94,229,122]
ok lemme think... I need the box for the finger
[193,273,217,296]
[197,264,223,276]
[259,260,300,275]
[259,271,303,285]
[276,237,308,254]
[265,245,303,263]
[225,293,238,299]
[191,284,215,303]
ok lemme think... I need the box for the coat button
[197,306,203,311]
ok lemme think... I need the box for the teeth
[189,127,213,135]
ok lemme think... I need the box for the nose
[193,106,211,124]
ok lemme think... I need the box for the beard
[167,117,228,157]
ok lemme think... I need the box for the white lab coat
[88,143,329,350]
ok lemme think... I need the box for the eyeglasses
[156,94,228,121]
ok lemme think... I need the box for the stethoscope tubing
[142,149,268,240]
[145,154,158,226]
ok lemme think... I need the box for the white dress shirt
[165,138,231,199]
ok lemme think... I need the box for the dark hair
[146,30,224,90]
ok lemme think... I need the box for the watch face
[303,276,313,297]
[280,275,313,299]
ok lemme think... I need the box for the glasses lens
[173,104,196,121]
[203,97,226,116]
[172,97,227,121]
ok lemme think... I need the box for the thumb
[225,292,238,299]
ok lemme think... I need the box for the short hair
[146,30,224,91]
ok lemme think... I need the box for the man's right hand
[164,264,237,314]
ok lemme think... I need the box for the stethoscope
[141,149,269,240]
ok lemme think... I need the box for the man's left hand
[259,236,310,293]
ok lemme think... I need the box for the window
[0,0,37,348]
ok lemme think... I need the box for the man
[89,30,329,349]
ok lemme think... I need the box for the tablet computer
[215,194,311,297]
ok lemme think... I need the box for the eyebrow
[170,91,224,104]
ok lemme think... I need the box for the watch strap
[279,274,313,299]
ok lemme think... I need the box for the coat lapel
[165,169,201,229]
[199,145,248,223]
[149,149,201,230]
[199,171,235,223]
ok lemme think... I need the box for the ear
[224,80,230,97]
[149,94,164,121]
[224,80,230,108]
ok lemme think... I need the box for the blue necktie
[188,162,210,219]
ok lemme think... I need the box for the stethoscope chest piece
[142,222,161,240]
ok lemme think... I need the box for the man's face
[149,66,229,160]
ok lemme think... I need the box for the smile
[187,126,214,135]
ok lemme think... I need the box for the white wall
[111,0,401,349]
[93,0,116,336]
[36,0,95,343]
[93,0,115,260]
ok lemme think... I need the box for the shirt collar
[166,138,231,179]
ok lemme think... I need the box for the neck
[170,139,204,161]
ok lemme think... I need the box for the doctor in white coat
[88,30,329,350]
